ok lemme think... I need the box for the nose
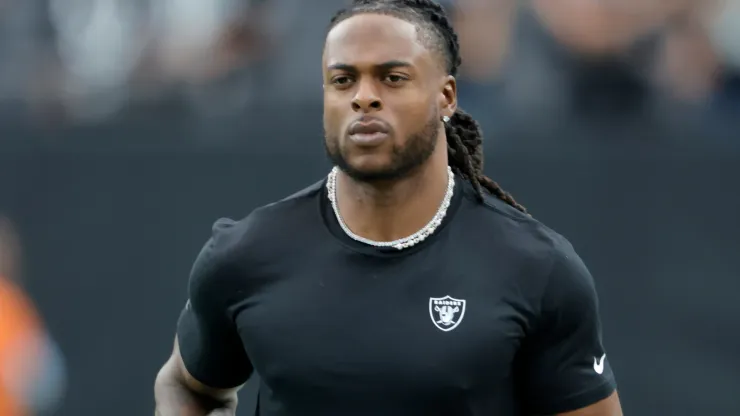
[351,80,383,113]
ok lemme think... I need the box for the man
[154,0,621,415]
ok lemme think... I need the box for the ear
[439,75,457,120]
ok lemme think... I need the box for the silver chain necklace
[326,166,455,250]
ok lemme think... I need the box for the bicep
[177,293,253,390]
[175,231,253,389]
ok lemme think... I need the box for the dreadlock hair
[328,0,527,214]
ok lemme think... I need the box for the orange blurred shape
[0,276,42,416]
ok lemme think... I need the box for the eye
[384,74,408,85]
[331,75,354,86]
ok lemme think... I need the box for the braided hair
[329,0,527,213]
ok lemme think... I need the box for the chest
[235,251,529,396]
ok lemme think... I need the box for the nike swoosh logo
[593,353,606,374]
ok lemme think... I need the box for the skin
[323,13,457,243]
[154,12,622,416]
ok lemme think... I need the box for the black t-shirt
[177,177,617,415]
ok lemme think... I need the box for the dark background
[1,0,739,415]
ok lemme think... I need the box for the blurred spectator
[0,0,736,130]
[449,0,515,125]
[166,0,279,117]
[256,0,348,106]
[705,0,740,113]
[0,0,49,116]
[505,0,691,124]
[49,0,149,121]
[706,0,740,70]
[654,6,721,103]
[0,217,66,416]
[535,0,692,54]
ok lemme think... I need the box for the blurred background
[0,0,738,414]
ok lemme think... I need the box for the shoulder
[210,179,324,248]
[464,188,570,265]
[192,179,325,275]
[461,188,589,296]
[187,180,325,305]
[248,178,325,226]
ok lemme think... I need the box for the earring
[442,116,450,123]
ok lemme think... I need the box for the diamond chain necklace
[326,166,455,250]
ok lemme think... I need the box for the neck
[334,152,450,243]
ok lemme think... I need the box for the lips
[348,119,389,135]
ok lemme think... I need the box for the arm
[154,219,253,415]
[154,337,242,415]
[519,239,622,415]
[557,392,621,416]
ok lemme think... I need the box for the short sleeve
[519,241,617,414]
[176,219,253,389]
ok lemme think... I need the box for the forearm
[154,371,205,415]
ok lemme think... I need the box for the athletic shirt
[177,177,617,415]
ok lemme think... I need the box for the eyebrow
[327,60,413,72]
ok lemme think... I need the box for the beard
[324,112,440,183]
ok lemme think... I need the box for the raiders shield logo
[429,296,466,331]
